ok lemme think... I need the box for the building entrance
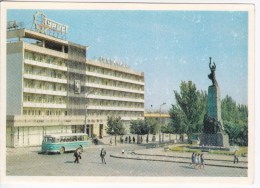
[99,124,103,138]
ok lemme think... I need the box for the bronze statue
[208,57,218,86]
[203,113,221,134]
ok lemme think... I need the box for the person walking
[194,153,199,169]
[200,154,205,169]
[133,136,135,143]
[233,150,239,164]
[74,148,81,164]
[100,148,107,164]
[191,152,195,168]
[197,154,201,169]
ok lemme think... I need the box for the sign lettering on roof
[33,12,68,39]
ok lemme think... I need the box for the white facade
[6,28,144,147]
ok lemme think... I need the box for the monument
[200,57,230,148]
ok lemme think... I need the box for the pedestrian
[198,154,201,168]
[194,153,199,169]
[74,148,81,164]
[110,138,112,145]
[100,148,107,164]
[200,154,205,169]
[233,150,239,164]
[129,136,131,143]
[133,136,135,143]
[141,136,143,143]
[191,152,195,168]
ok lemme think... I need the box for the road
[6,144,247,176]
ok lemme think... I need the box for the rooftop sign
[33,12,68,39]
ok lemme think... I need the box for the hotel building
[6,25,144,147]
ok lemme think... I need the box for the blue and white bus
[41,133,91,154]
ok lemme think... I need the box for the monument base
[200,132,230,148]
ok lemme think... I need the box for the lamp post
[159,102,166,143]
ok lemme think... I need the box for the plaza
[6,140,247,177]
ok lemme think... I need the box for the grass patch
[169,145,248,156]
[169,145,201,153]
[209,147,248,157]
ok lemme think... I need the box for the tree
[106,116,126,145]
[221,95,248,146]
[169,81,207,141]
[145,117,160,142]
[130,119,149,144]
[146,118,159,135]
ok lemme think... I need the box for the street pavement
[6,140,248,176]
[110,147,247,169]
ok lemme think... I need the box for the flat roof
[44,133,88,137]
[7,29,87,49]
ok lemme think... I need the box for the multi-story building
[6,27,144,147]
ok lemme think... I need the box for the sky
[7,9,248,111]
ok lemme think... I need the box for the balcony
[87,94,144,103]
[86,71,144,86]
[24,59,67,72]
[85,83,144,94]
[25,43,68,59]
[7,115,85,127]
[23,87,67,96]
[24,73,67,84]
[23,102,67,109]
[68,67,86,75]
[87,105,144,112]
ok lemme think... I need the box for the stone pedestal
[208,85,224,129]
[200,84,230,148]
[200,132,230,147]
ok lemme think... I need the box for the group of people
[191,152,205,169]
[73,147,107,165]
[120,136,136,144]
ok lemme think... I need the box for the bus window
[78,136,83,141]
[44,137,55,143]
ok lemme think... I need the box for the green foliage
[130,119,149,135]
[221,95,248,146]
[169,81,207,139]
[146,118,160,135]
[106,116,126,135]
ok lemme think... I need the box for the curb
[133,152,248,164]
[110,154,248,169]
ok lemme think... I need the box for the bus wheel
[60,147,65,154]
[79,145,83,152]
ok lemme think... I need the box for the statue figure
[203,113,222,134]
[208,57,218,86]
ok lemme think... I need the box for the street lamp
[159,102,166,143]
